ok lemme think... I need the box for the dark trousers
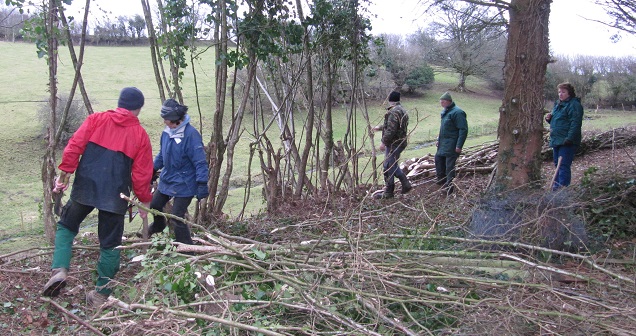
[53,199,123,294]
[552,145,577,190]
[435,153,459,187]
[149,192,194,245]
[58,199,125,249]
[383,145,408,194]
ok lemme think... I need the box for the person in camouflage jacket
[374,91,412,199]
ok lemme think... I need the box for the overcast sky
[369,0,635,57]
[65,0,635,57]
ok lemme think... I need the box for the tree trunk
[456,72,467,92]
[214,56,258,214]
[320,60,334,191]
[156,0,182,101]
[59,0,93,115]
[141,0,166,102]
[492,0,551,190]
[43,2,91,242]
[294,0,315,198]
[344,0,364,190]
[42,0,60,244]
[205,0,228,220]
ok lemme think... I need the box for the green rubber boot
[43,224,76,296]
[51,224,76,270]
[95,248,121,296]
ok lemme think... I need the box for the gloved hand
[138,202,150,219]
[197,182,209,200]
[545,113,552,123]
[53,171,71,193]
[564,139,573,146]
[151,169,160,184]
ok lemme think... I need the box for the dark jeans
[435,153,459,187]
[383,145,407,194]
[552,144,577,190]
[149,192,194,245]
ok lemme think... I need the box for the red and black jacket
[59,108,153,215]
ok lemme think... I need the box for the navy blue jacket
[154,115,209,197]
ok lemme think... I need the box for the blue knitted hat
[118,87,145,111]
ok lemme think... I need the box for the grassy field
[1,41,634,253]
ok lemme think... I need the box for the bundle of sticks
[401,142,498,180]
[402,126,636,180]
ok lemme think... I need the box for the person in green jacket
[435,92,468,194]
[545,82,584,190]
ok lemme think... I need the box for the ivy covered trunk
[141,0,166,102]
[493,0,551,191]
[206,0,228,220]
[42,0,60,244]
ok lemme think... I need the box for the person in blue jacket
[148,98,209,244]
[545,82,584,190]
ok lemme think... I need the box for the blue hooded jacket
[154,115,209,197]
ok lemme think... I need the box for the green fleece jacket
[548,97,584,147]
[436,102,468,156]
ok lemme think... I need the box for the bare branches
[41,297,106,336]
[4,200,636,334]
[594,0,636,34]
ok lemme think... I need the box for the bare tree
[204,0,228,220]
[156,0,183,102]
[294,0,317,197]
[375,33,435,93]
[374,34,412,90]
[428,0,507,92]
[0,7,29,41]
[141,0,167,102]
[594,0,636,35]
[57,0,93,116]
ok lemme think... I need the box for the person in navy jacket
[148,98,209,245]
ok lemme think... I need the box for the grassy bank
[1,41,634,253]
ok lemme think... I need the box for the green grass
[0,41,219,247]
[1,40,635,253]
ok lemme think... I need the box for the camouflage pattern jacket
[382,103,409,149]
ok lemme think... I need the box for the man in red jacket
[42,87,154,307]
